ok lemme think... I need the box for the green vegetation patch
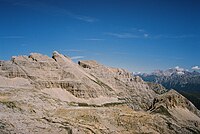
[102,102,125,107]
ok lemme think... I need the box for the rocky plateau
[0,51,200,134]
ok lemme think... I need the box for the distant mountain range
[136,67,200,109]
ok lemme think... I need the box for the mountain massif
[0,52,200,134]
[138,67,200,110]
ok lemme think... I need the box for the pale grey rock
[0,52,199,134]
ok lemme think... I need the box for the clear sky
[0,0,200,73]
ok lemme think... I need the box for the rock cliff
[0,51,199,134]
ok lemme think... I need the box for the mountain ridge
[137,67,200,110]
[0,51,200,134]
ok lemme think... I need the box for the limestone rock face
[78,60,157,110]
[150,90,200,117]
[0,51,200,134]
[147,82,168,94]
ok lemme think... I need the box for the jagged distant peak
[174,66,184,71]
[149,66,187,76]
[132,72,142,75]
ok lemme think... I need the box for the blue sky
[0,0,200,73]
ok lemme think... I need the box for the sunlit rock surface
[0,52,199,134]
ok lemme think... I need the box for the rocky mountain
[137,67,200,109]
[0,52,200,134]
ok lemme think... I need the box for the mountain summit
[137,67,200,110]
[0,52,200,134]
